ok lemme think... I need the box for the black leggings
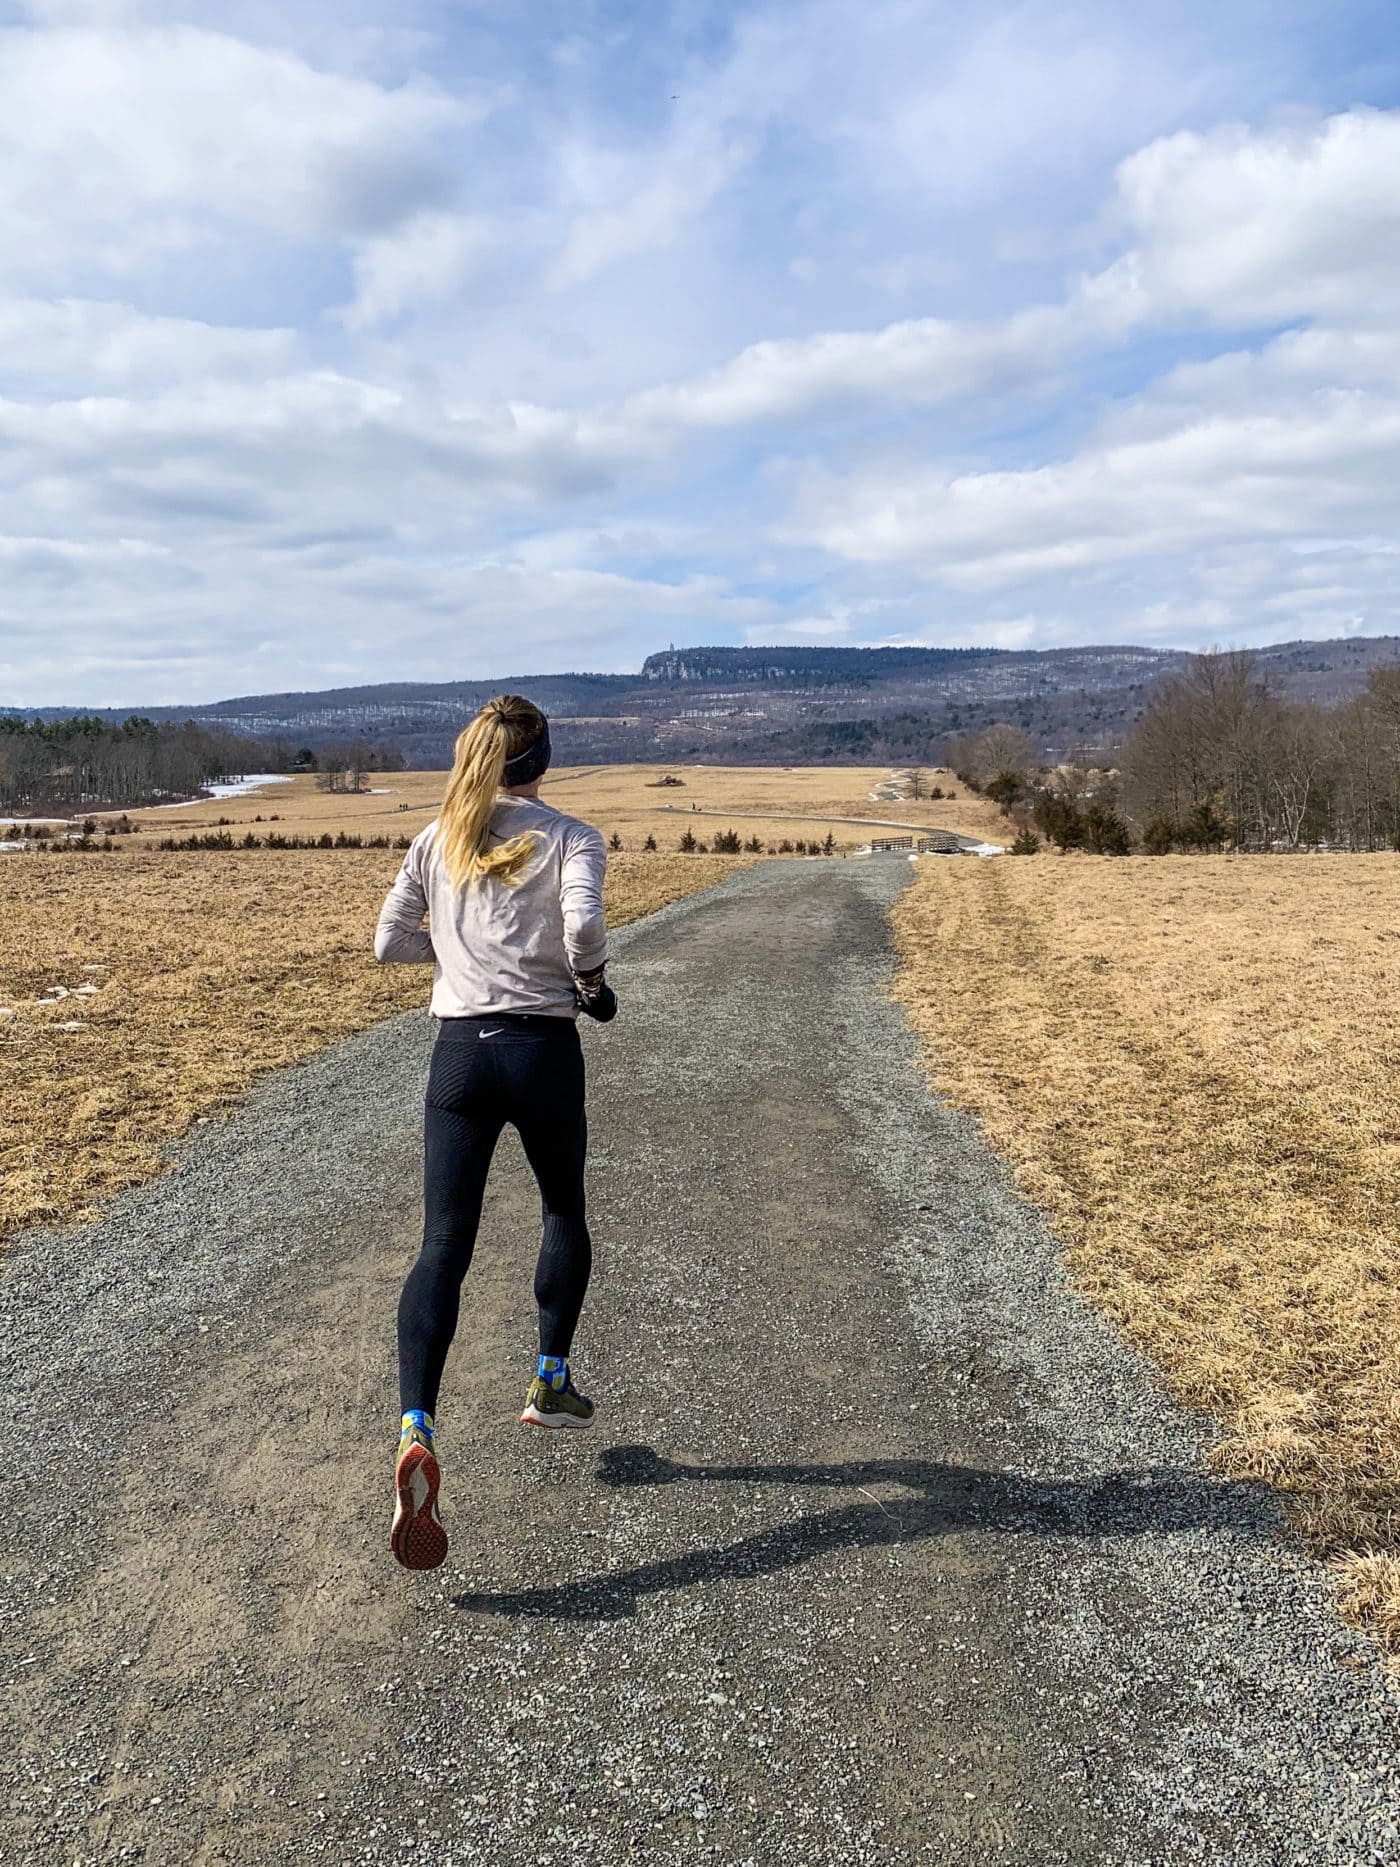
[397,1015,592,1416]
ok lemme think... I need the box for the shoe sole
[519,1403,594,1430]
[390,1444,448,1571]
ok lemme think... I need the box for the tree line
[0,716,413,813]
[0,715,267,814]
[946,650,1400,853]
[604,828,838,855]
[1120,651,1400,851]
[29,829,416,854]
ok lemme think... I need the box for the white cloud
[540,4,824,293]
[0,372,633,547]
[549,128,755,288]
[0,297,297,391]
[1086,108,1400,329]
[0,546,774,703]
[343,211,497,330]
[0,24,467,283]
[790,389,1400,584]
[873,11,1218,211]
[741,596,904,645]
[621,304,1076,431]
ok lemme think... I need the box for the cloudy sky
[2,0,1399,702]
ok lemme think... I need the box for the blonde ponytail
[435,695,546,888]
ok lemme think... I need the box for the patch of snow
[123,774,294,812]
[968,842,1005,857]
[75,983,100,996]
[55,1020,89,1031]
[0,840,26,852]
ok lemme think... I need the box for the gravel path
[3,859,1399,1866]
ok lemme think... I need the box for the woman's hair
[435,694,547,888]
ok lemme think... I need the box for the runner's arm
[560,825,607,975]
[374,838,434,963]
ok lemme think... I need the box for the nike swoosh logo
[478,1027,504,1038]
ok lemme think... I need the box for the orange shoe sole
[390,1443,448,1571]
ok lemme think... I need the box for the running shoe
[520,1370,595,1430]
[390,1421,448,1570]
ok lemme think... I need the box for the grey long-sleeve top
[373,795,608,1020]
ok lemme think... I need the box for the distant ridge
[8,635,1398,768]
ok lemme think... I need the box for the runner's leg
[397,1031,505,1415]
[512,1027,592,1358]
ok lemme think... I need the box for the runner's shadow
[452,1444,1271,1622]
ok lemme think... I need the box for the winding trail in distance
[1,861,1396,1866]
[652,802,989,846]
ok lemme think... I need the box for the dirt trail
[2,862,1397,1866]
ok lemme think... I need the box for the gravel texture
[3,858,1399,1866]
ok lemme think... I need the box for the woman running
[373,694,616,1571]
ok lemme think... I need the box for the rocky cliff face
[640,645,998,684]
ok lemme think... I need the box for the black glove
[572,964,617,1023]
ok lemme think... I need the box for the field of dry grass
[63,763,1005,852]
[891,853,1400,1648]
[544,763,1004,849]
[0,849,747,1244]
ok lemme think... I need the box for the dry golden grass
[0,849,747,1243]
[891,853,1400,1648]
[544,763,1005,850]
[92,763,1005,852]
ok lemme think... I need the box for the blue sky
[2,0,1399,702]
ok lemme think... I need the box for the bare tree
[1365,665,1400,846]
[1266,703,1332,849]
[975,724,1037,784]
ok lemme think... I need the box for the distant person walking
[374,695,616,1571]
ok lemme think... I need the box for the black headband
[502,717,551,785]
